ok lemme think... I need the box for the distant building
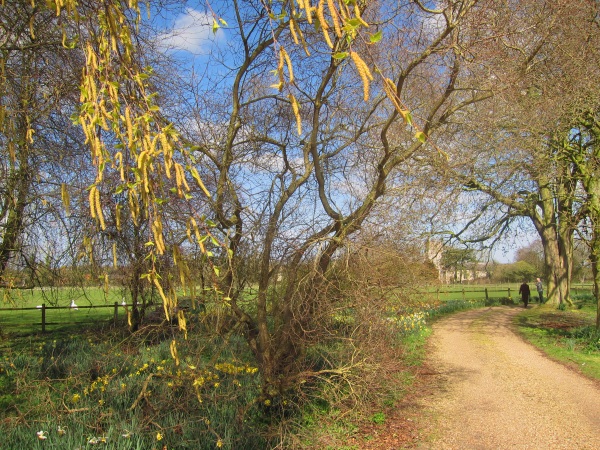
[426,239,488,284]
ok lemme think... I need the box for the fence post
[437,288,440,301]
[508,287,511,299]
[462,288,465,301]
[485,287,489,302]
[41,304,46,333]
[113,302,119,325]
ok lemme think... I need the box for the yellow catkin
[350,51,373,101]
[29,15,35,39]
[382,77,409,121]
[112,242,118,268]
[137,150,148,170]
[89,186,97,219]
[174,163,183,196]
[149,133,157,155]
[354,3,369,27]
[289,94,302,135]
[125,106,134,147]
[153,277,170,320]
[26,127,34,144]
[158,230,165,254]
[95,187,106,230]
[317,0,333,48]
[115,204,121,230]
[170,339,180,365]
[327,0,342,37]
[190,217,206,253]
[281,47,294,84]
[174,163,189,192]
[89,77,97,103]
[178,263,186,290]
[160,132,171,156]
[99,100,109,130]
[177,310,187,338]
[277,47,285,89]
[128,190,139,225]
[339,0,349,20]
[190,166,211,197]
[186,221,193,243]
[152,218,165,254]
[115,151,125,181]
[108,82,118,105]
[61,183,70,216]
[299,0,313,24]
[164,158,172,179]
[289,17,300,44]
[180,166,190,192]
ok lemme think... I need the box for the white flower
[36,430,48,440]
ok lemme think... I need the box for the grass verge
[514,294,600,381]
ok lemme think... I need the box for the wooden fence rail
[1,285,595,333]
[0,302,126,333]
[422,284,594,302]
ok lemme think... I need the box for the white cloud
[157,8,222,54]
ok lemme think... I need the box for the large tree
[147,0,532,401]
[0,1,88,288]
[437,0,599,306]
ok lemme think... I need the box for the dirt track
[416,306,600,449]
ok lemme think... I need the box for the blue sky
[154,6,224,55]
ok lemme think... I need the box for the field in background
[1,284,596,335]
[0,287,130,334]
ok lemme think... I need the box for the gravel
[415,306,600,449]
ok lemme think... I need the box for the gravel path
[417,306,600,449]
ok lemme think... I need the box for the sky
[147,2,540,267]
[155,7,222,55]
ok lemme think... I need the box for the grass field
[1,287,130,334]
[2,283,595,335]
[1,285,598,449]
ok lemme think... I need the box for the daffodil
[156,432,163,441]
[57,425,66,436]
[36,430,48,440]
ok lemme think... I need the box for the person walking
[535,278,544,303]
[519,281,531,308]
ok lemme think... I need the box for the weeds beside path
[413,306,600,449]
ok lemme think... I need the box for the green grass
[0,287,129,334]
[515,294,600,381]
[0,325,271,449]
[3,284,598,449]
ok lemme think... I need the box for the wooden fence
[0,285,595,334]
[0,302,126,333]
[427,285,594,301]
[423,284,594,300]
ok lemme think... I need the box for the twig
[129,373,155,411]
